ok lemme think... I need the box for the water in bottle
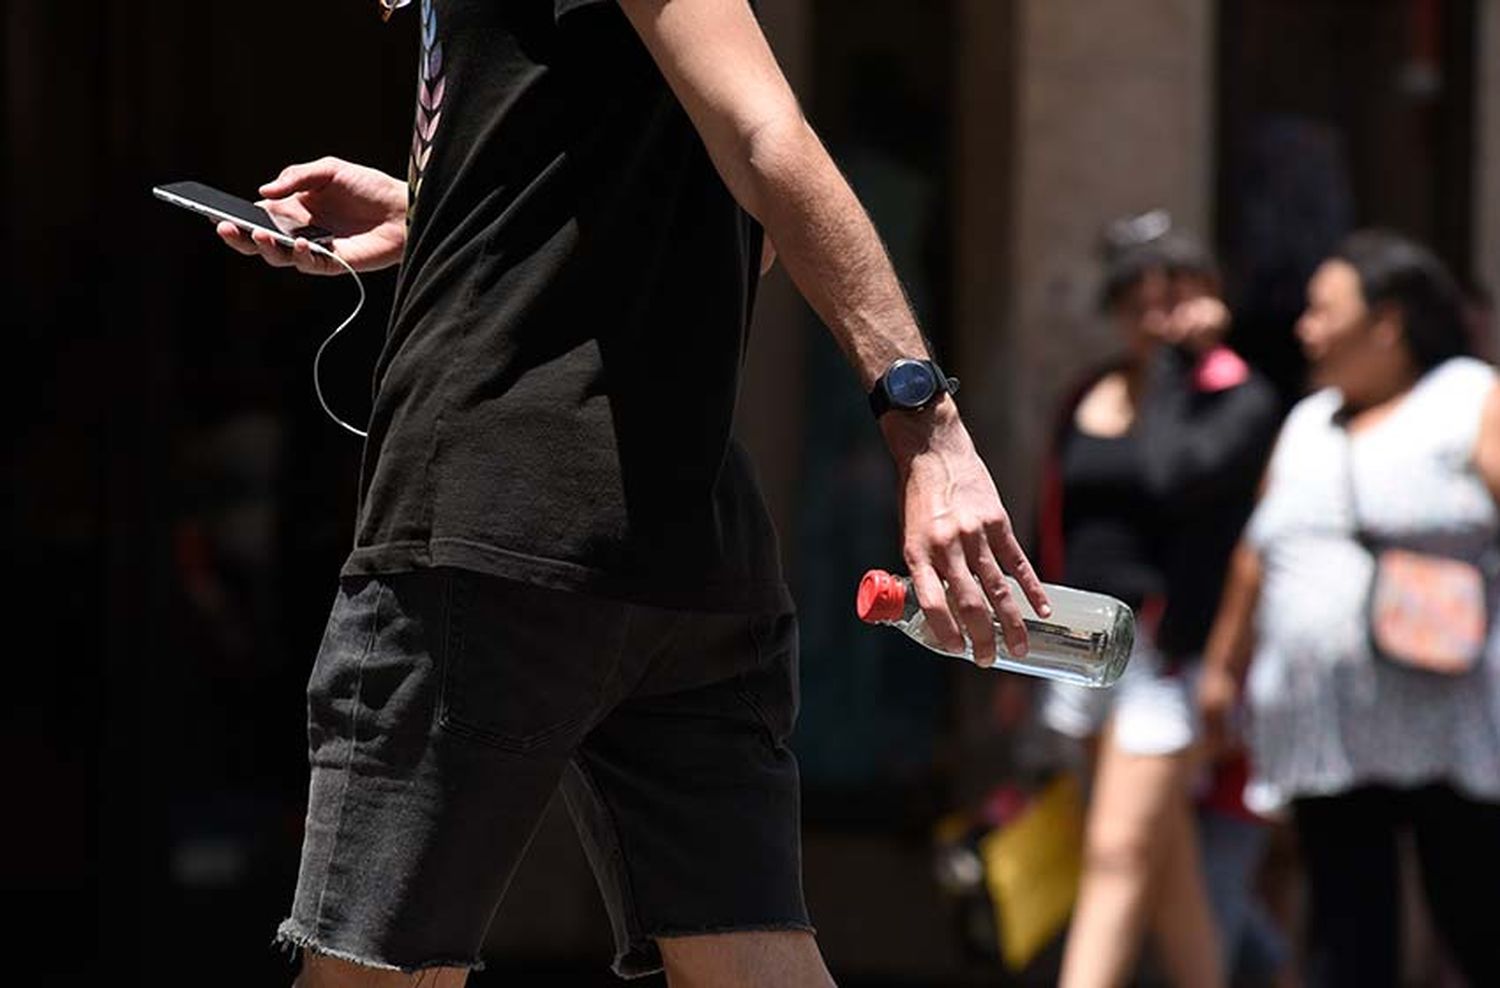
[856,569,1133,687]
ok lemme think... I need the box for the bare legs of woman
[292,931,835,988]
[1057,726,1224,988]
[1150,785,1224,988]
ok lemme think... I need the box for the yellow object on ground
[978,772,1085,970]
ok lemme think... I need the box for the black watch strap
[868,359,961,418]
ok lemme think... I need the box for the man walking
[219,0,1048,984]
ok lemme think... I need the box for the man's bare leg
[293,951,470,988]
[659,930,836,988]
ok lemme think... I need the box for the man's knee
[293,950,470,988]
[658,929,834,988]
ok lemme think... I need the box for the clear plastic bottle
[856,569,1134,688]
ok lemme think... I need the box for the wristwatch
[868,358,961,417]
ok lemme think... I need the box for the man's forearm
[741,117,930,390]
[616,0,1051,656]
[612,0,930,391]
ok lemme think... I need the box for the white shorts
[1040,632,1197,756]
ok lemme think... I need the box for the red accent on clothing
[1199,751,1263,823]
[1193,346,1251,393]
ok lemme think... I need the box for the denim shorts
[275,567,809,978]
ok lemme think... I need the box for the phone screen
[153,180,334,245]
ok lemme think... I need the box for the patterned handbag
[1344,434,1494,675]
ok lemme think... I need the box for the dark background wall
[5,0,416,977]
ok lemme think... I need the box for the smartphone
[152,180,335,247]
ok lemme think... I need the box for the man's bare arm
[618,0,918,384]
[618,0,1050,662]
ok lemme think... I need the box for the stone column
[989,0,1216,539]
[953,0,1020,487]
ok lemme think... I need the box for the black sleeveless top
[1047,347,1282,660]
[1058,427,1163,612]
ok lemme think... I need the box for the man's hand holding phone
[218,157,408,276]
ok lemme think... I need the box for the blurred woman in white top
[1199,230,1500,988]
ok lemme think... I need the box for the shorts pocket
[436,570,618,753]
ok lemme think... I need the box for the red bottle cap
[857,569,907,623]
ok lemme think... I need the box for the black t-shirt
[343,0,789,613]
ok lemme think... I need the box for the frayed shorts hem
[274,919,486,976]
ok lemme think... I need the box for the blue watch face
[886,360,938,408]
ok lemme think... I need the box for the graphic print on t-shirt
[408,0,445,213]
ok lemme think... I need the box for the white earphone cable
[307,242,369,438]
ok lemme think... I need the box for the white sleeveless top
[1244,357,1500,814]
